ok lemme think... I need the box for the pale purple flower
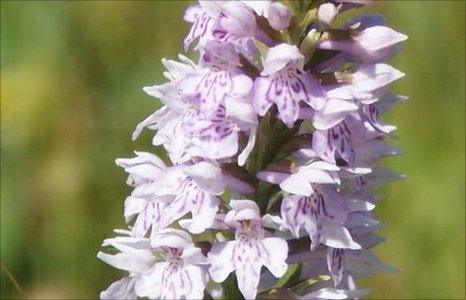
[312,63,405,130]
[182,95,258,163]
[132,55,199,163]
[117,152,224,235]
[258,160,340,196]
[179,42,253,118]
[184,1,260,61]
[318,21,408,61]
[115,152,171,237]
[254,43,326,128]
[360,92,407,135]
[208,200,288,299]
[134,53,256,164]
[158,160,225,235]
[311,112,401,173]
[281,185,361,250]
[97,229,209,300]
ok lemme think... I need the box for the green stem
[245,110,300,213]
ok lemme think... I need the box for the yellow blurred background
[1,1,464,299]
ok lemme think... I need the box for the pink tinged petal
[240,0,268,14]
[222,173,255,195]
[327,248,345,286]
[225,199,261,226]
[219,1,257,38]
[261,44,304,76]
[189,129,239,160]
[184,10,214,51]
[280,172,315,196]
[100,276,137,300]
[183,4,201,22]
[233,208,262,224]
[229,72,254,98]
[124,197,145,223]
[181,161,225,195]
[225,96,258,126]
[357,26,408,54]
[274,76,304,128]
[116,151,166,179]
[253,76,275,116]
[312,99,359,130]
[160,263,208,299]
[362,104,397,134]
[132,106,171,141]
[151,228,192,249]
[157,181,205,232]
[266,2,291,30]
[181,265,210,299]
[179,192,219,234]
[238,127,257,167]
[281,163,339,196]
[301,75,327,110]
[181,245,209,265]
[128,199,164,238]
[234,241,263,299]
[135,262,165,299]
[308,160,341,172]
[261,214,287,231]
[321,223,361,249]
[261,237,288,278]
[280,194,307,236]
[229,199,260,212]
[199,70,234,116]
[97,249,154,274]
[161,55,198,82]
[149,169,185,197]
[208,241,237,283]
[352,63,405,93]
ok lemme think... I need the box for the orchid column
[98,1,407,299]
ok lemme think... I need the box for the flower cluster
[98,1,407,299]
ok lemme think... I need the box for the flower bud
[318,3,339,26]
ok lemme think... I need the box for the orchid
[254,43,326,128]
[98,229,209,300]
[99,0,406,298]
[208,200,288,299]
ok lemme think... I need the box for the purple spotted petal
[327,248,345,286]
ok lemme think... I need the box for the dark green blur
[1,1,464,299]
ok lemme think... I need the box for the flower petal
[208,241,237,283]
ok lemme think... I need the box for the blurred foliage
[1,1,464,299]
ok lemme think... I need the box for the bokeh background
[1,1,464,299]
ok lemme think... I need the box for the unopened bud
[317,3,339,25]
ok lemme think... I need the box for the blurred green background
[1,1,464,299]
